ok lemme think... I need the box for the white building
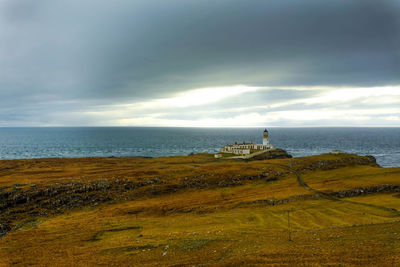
[220,129,274,155]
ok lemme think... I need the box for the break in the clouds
[0,0,399,126]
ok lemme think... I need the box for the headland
[0,152,399,266]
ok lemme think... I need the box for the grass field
[0,153,399,266]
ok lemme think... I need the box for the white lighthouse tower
[263,128,270,146]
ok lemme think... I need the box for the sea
[0,127,399,167]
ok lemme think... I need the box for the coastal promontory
[0,153,399,266]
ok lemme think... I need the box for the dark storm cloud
[0,0,399,126]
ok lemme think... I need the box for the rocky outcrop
[0,223,10,239]
[240,184,400,208]
[0,171,286,215]
[0,178,165,212]
[330,184,400,198]
[291,154,379,172]
[246,148,292,160]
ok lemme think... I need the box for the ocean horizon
[0,127,399,167]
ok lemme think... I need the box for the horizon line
[1,125,400,128]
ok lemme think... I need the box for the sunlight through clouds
[139,85,261,108]
[301,86,400,105]
[77,85,400,127]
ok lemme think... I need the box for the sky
[0,0,399,127]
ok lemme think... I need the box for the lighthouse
[263,128,269,146]
[218,128,274,157]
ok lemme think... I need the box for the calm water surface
[0,127,399,167]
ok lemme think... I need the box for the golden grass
[1,192,399,266]
[0,153,366,187]
[0,153,268,187]
[0,153,399,266]
[344,193,400,211]
[302,165,400,192]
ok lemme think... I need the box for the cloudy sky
[0,0,399,127]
